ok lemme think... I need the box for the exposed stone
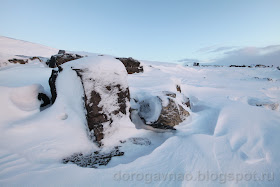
[176,85,181,93]
[255,64,267,68]
[62,146,124,168]
[74,68,130,145]
[58,50,66,54]
[156,98,189,127]
[48,56,130,147]
[8,58,28,64]
[229,65,246,67]
[29,56,42,62]
[47,52,83,68]
[135,93,190,130]
[193,62,200,66]
[116,57,144,74]
[48,66,63,103]
[38,93,50,107]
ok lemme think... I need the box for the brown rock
[47,52,83,68]
[157,98,190,127]
[8,58,28,64]
[116,57,144,74]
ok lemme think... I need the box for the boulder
[132,91,190,130]
[116,57,144,74]
[58,50,66,54]
[48,56,130,146]
[47,51,83,68]
[8,58,28,64]
[74,68,130,145]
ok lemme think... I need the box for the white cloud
[211,45,280,66]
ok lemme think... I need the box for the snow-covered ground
[0,37,280,186]
[0,36,58,68]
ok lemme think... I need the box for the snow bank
[0,36,57,67]
[9,84,44,111]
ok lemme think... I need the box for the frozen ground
[0,37,280,186]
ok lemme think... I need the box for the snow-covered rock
[49,56,132,146]
[116,57,144,74]
[47,51,83,68]
[132,91,190,130]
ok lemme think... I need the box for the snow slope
[0,38,280,186]
[0,36,58,67]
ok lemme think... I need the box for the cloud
[179,45,280,66]
[209,46,238,53]
[177,58,200,64]
[211,45,280,66]
[197,46,237,53]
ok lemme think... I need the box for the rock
[176,85,181,93]
[48,56,130,146]
[156,98,189,127]
[133,92,190,130]
[255,64,267,68]
[62,146,124,168]
[74,68,130,145]
[193,62,200,66]
[229,65,246,67]
[8,58,28,64]
[38,93,50,107]
[47,51,83,68]
[116,57,144,74]
[48,66,63,103]
[29,56,42,62]
[58,50,66,54]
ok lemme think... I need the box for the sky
[0,0,280,64]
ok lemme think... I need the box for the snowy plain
[0,36,280,186]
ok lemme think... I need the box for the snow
[0,38,280,186]
[0,36,57,67]
[135,94,162,124]
[9,84,44,111]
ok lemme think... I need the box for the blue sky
[0,0,280,64]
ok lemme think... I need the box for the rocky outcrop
[8,58,28,64]
[48,56,130,146]
[116,57,144,74]
[47,51,83,68]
